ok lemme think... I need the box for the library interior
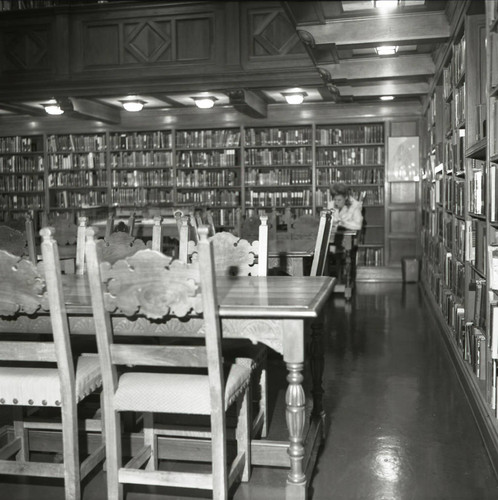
[2,1,498,499]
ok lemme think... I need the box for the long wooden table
[268,236,316,277]
[0,274,335,499]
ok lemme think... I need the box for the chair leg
[211,410,228,500]
[12,407,29,461]
[143,412,158,471]
[259,359,268,438]
[236,386,252,482]
[61,402,81,500]
[105,409,123,500]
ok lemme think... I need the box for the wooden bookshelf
[176,127,241,229]
[244,126,313,227]
[0,135,45,223]
[109,130,173,209]
[46,133,108,212]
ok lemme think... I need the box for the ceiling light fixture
[193,96,217,109]
[373,0,399,10]
[44,99,64,116]
[282,91,307,105]
[380,95,395,101]
[120,97,146,112]
[375,45,398,55]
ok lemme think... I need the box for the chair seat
[223,341,267,370]
[0,355,101,407]
[114,364,251,414]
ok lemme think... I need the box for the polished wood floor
[1,283,498,499]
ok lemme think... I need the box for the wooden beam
[282,1,328,25]
[69,98,121,124]
[227,89,267,118]
[337,81,430,97]
[304,11,449,46]
[0,102,46,117]
[319,54,435,81]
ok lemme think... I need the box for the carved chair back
[310,210,333,277]
[0,215,36,263]
[186,215,268,276]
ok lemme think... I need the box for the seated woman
[326,182,363,231]
[326,183,363,287]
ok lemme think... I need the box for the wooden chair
[287,211,321,240]
[187,217,269,437]
[85,226,251,500]
[0,215,36,264]
[97,230,147,265]
[310,210,334,277]
[0,229,104,500]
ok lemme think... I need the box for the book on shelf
[490,301,498,360]
[491,163,498,222]
[470,326,486,379]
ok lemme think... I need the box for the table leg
[285,362,306,490]
[283,320,307,496]
[310,320,325,431]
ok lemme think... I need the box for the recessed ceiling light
[282,92,307,105]
[120,97,146,112]
[193,97,217,109]
[380,95,395,101]
[44,99,64,116]
[375,46,398,55]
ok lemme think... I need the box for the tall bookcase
[421,4,498,463]
[315,123,385,266]
[175,128,241,229]
[244,126,313,225]
[0,135,44,221]
[109,130,173,208]
[46,133,108,213]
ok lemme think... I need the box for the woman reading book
[327,182,363,231]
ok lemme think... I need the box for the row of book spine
[177,150,238,168]
[0,175,44,191]
[245,148,312,166]
[0,136,42,153]
[47,152,106,170]
[0,194,43,209]
[47,134,106,153]
[315,124,384,145]
[246,190,311,207]
[176,130,240,148]
[317,167,383,184]
[111,188,173,206]
[356,247,384,266]
[0,156,44,172]
[111,152,173,169]
[245,128,312,146]
[51,191,108,208]
[176,170,237,187]
[468,161,486,215]
[245,168,311,186]
[110,132,172,150]
[111,170,173,187]
[209,208,238,227]
[177,190,240,206]
[316,147,384,166]
[48,171,108,187]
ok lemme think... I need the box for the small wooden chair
[97,230,147,265]
[85,227,251,499]
[0,229,104,499]
[187,217,269,437]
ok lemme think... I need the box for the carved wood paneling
[241,2,309,70]
[74,8,217,72]
[0,22,52,74]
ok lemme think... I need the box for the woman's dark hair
[331,183,352,207]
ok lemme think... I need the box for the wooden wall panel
[390,210,417,233]
[176,18,212,61]
[241,2,310,70]
[124,21,172,64]
[0,21,53,75]
[390,182,417,204]
[84,24,120,67]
